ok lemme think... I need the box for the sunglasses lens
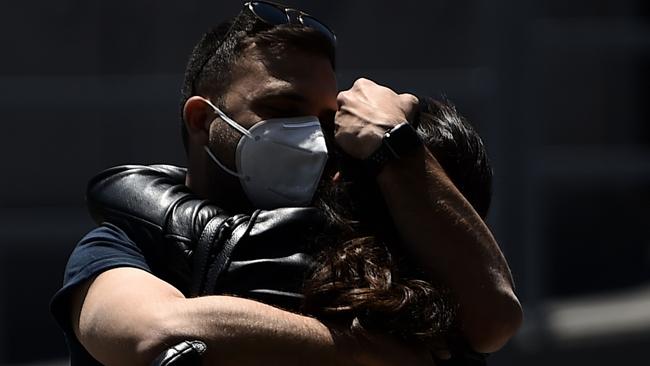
[301,15,337,45]
[250,1,289,25]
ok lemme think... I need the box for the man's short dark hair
[179,8,336,153]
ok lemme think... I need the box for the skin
[71,42,522,365]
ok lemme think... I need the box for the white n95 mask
[202,99,329,209]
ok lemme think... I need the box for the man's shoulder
[77,222,137,247]
[50,224,152,366]
[50,223,152,334]
[68,223,149,274]
[78,222,132,242]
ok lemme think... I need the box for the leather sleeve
[86,165,230,294]
[85,165,325,306]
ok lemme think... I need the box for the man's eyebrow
[254,90,309,103]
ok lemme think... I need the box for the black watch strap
[363,122,422,176]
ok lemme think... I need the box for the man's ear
[183,96,213,140]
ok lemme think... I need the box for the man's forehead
[230,46,337,107]
[248,79,303,100]
[241,44,334,79]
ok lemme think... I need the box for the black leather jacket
[87,164,327,311]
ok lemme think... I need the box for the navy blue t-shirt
[50,222,152,365]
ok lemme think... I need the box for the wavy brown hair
[304,97,492,346]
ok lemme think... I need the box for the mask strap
[204,146,247,179]
[203,99,253,138]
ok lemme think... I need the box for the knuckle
[353,77,372,87]
[336,93,350,107]
[333,115,343,127]
[401,93,419,106]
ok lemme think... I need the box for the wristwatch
[363,122,423,176]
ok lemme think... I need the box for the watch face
[364,122,422,176]
[384,122,422,156]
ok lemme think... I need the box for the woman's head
[414,97,492,219]
[305,97,494,343]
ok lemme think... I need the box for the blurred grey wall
[0,0,648,364]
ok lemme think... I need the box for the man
[52,2,522,365]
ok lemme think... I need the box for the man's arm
[335,78,523,353]
[71,267,435,366]
[376,145,522,353]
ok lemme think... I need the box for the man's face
[205,43,338,206]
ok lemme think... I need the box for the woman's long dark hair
[304,97,493,346]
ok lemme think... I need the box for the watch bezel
[363,122,422,176]
[383,122,421,159]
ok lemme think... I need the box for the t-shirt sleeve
[50,222,152,336]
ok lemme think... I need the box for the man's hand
[334,78,419,159]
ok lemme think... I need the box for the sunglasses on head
[245,1,337,46]
[191,2,336,95]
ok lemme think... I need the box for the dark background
[1,0,649,364]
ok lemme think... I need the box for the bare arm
[376,145,522,352]
[335,78,523,353]
[70,267,435,366]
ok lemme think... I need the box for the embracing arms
[335,78,523,353]
[70,165,434,365]
[69,78,519,364]
[71,268,340,366]
[376,146,521,352]
[71,267,434,366]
